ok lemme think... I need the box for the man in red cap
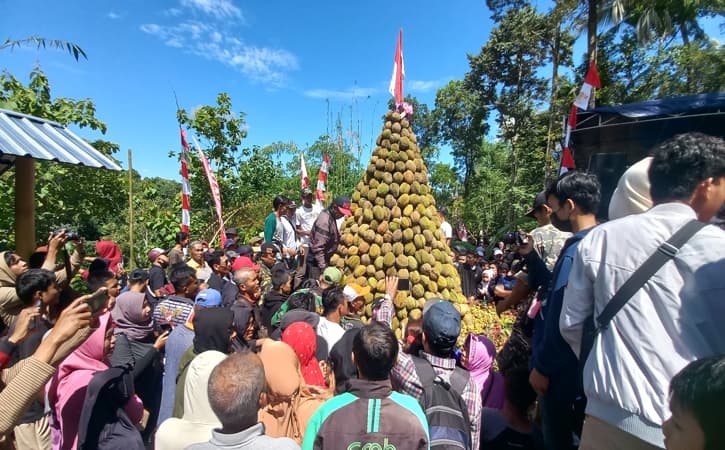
[308,196,352,281]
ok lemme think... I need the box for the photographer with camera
[519,174,601,450]
[0,229,83,329]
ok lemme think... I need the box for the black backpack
[412,356,472,450]
[76,365,145,450]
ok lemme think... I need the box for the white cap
[609,157,654,220]
[493,248,503,256]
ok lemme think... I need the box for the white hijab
[155,351,227,450]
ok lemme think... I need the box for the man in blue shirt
[519,172,601,450]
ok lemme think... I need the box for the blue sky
[2,1,722,182]
[2,0,500,180]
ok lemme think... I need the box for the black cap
[128,268,149,282]
[237,245,254,257]
[332,196,352,216]
[525,191,547,218]
[225,227,238,236]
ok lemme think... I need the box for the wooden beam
[15,157,35,258]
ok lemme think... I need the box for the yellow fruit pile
[458,303,517,351]
[331,110,470,339]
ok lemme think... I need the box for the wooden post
[128,149,134,270]
[15,157,35,259]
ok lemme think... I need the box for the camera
[502,231,528,246]
[53,227,80,241]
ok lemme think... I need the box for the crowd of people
[0,132,721,450]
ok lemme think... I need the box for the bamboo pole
[128,149,134,269]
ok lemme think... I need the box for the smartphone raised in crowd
[397,278,410,291]
[86,288,109,314]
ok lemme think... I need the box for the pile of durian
[331,110,469,339]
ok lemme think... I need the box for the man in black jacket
[308,196,352,281]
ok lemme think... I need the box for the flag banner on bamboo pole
[192,136,225,247]
[179,127,191,233]
[300,152,310,189]
[573,61,601,111]
[316,153,329,207]
[388,28,404,107]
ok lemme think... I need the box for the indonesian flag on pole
[179,127,192,233]
[192,137,225,247]
[559,105,578,175]
[316,153,329,205]
[388,29,404,106]
[300,153,310,189]
[573,61,601,111]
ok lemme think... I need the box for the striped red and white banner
[179,127,191,233]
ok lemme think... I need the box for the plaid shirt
[374,297,481,450]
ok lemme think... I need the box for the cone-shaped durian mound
[331,110,469,339]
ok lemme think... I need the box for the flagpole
[128,148,135,269]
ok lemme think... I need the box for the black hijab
[192,308,234,354]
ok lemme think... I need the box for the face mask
[159,261,169,269]
[551,206,573,232]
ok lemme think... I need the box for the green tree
[467,5,551,221]
[428,162,460,208]
[434,80,489,197]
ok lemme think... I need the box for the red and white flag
[388,29,404,106]
[192,137,225,247]
[316,153,329,204]
[559,105,578,175]
[573,61,601,111]
[300,153,310,189]
[179,127,191,233]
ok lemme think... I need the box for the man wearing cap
[341,282,370,331]
[147,248,169,304]
[374,276,482,449]
[308,196,353,281]
[296,188,322,246]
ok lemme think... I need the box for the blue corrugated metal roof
[0,108,122,170]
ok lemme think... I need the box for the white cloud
[304,86,380,100]
[107,11,122,20]
[407,79,446,93]
[164,8,183,17]
[140,21,298,86]
[180,0,242,21]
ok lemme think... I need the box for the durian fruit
[335,109,473,339]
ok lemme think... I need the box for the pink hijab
[464,333,505,409]
[47,313,143,450]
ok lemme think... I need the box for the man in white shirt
[316,285,348,353]
[560,132,725,450]
[295,188,322,246]
[439,207,453,246]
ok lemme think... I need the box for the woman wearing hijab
[462,333,505,409]
[47,313,144,450]
[94,240,123,274]
[155,350,227,450]
[110,291,169,441]
[173,308,234,418]
[282,322,326,388]
[258,340,329,444]
[230,303,258,353]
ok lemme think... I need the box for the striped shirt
[375,297,482,450]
